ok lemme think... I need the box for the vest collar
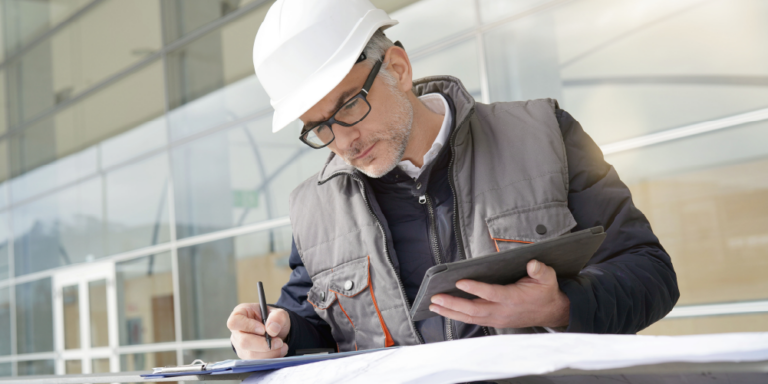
[317,75,476,184]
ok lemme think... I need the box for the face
[300,61,414,178]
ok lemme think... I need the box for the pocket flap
[307,270,337,310]
[329,256,370,298]
[486,202,577,243]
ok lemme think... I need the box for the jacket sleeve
[273,240,336,355]
[556,108,680,334]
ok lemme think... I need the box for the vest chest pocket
[486,202,577,253]
[306,256,394,351]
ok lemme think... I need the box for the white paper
[243,332,768,384]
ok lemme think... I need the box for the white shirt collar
[397,93,452,179]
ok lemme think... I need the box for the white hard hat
[253,0,398,133]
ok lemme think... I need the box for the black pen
[257,281,272,349]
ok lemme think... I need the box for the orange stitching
[367,256,395,347]
[336,299,355,327]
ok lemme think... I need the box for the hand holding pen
[227,282,291,359]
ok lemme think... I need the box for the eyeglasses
[299,59,383,149]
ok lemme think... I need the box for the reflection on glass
[89,280,109,348]
[410,39,482,100]
[91,358,111,373]
[0,362,10,377]
[10,147,98,206]
[65,359,82,374]
[8,59,165,181]
[386,0,476,52]
[172,115,327,239]
[483,10,562,103]
[47,0,162,101]
[116,253,175,346]
[17,360,55,376]
[161,0,267,44]
[13,177,102,276]
[1,0,91,56]
[166,1,273,141]
[63,284,80,350]
[99,116,168,170]
[120,351,176,372]
[105,153,171,255]
[0,287,10,356]
[234,227,293,305]
[617,154,768,306]
[0,211,9,280]
[178,227,293,341]
[16,278,54,354]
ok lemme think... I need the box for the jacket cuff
[558,277,595,333]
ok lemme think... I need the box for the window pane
[386,0,477,52]
[13,177,103,276]
[0,362,11,377]
[17,360,54,376]
[165,2,273,141]
[105,153,171,255]
[91,358,110,373]
[116,253,175,346]
[477,0,552,24]
[63,284,80,350]
[411,39,482,100]
[161,0,271,45]
[641,313,768,336]
[48,0,162,102]
[120,350,176,372]
[8,59,165,181]
[0,287,10,356]
[0,70,7,136]
[89,280,109,348]
[0,211,9,280]
[483,0,768,145]
[99,116,168,170]
[65,359,82,374]
[9,146,97,206]
[178,227,292,341]
[172,115,327,239]
[1,0,91,56]
[16,278,54,354]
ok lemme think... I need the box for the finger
[455,279,506,302]
[527,259,556,283]
[429,303,484,325]
[232,330,284,353]
[430,294,493,318]
[265,308,291,339]
[227,303,265,334]
[237,343,288,360]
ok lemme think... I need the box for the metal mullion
[7,168,16,376]
[0,0,105,71]
[473,0,490,104]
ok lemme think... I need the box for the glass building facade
[0,0,766,377]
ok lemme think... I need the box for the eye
[344,98,359,110]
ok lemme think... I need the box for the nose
[331,124,360,152]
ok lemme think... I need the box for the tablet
[409,226,606,321]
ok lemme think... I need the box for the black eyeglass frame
[299,59,383,149]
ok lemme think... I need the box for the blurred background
[0,0,766,378]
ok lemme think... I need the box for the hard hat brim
[269,10,398,133]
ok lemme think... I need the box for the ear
[383,45,413,93]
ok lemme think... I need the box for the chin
[355,155,399,179]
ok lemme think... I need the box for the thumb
[526,259,552,281]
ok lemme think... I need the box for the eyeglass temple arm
[362,60,382,94]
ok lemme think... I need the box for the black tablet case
[409,226,606,321]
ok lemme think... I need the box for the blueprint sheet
[243,332,768,384]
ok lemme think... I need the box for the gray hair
[361,29,395,65]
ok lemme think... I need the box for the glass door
[53,262,117,375]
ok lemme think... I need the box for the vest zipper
[447,111,491,338]
[351,175,426,345]
[420,193,456,341]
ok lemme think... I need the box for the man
[228,0,679,359]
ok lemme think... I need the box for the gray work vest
[288,76,577,351]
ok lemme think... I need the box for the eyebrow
[301,87,358,133]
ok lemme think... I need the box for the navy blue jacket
[273,107,679,355]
